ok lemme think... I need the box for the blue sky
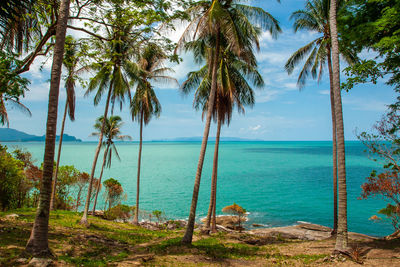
[3,0,396,141]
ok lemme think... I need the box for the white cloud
[319,90,330,95]
[250,125,261,131]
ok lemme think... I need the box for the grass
[1,208,398,266]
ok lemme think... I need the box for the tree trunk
[327,46,338,235]
[80,83,113,225]
[182,30,220,244]
[133,109,144,225]
[330,0,348,251]
[92,145,108,215]
[25,0,70,257]
[206,117,222,233]
[50,100,68,210]
[75,188,82,212]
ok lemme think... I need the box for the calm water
[3,141,393,237]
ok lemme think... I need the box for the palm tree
[50,35,82,210]
[177,0,281,244]
[91,115,132,214]
[25,0,70,256]
[284,0,356,235]
[182,44,263,232]
[0,93,31,127]
[0,0,38,54]
[80,11,138,225]
[130,43,177,225]
[330,0,348,252]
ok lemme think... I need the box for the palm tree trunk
[182,30,220,244]
[206,117,222,233]
[133,109,144,225]
[25,0,70,256]
[50,100,68,211]
[327,47,338,235]
[75,188,82,212]
[92,145,108,215]
[80,83,113,225]
[330,0,348,251]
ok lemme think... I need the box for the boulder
[5,214,19,220]
[28,258,53,267]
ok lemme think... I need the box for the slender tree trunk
[133,110,144,225]
[182,30,220,244]
[25,0,70,256]
[327,47,338,235]
[50,100,68,210]
[206,117,222,233]
[92,146,108,215]
[80,83,113,225]
[330,0,348,251]
[75,188,82,212]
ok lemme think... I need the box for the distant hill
[0,128,82,142]
[152,136,264,142]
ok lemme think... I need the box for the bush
[0,145,25,210]
[104,204,134,221]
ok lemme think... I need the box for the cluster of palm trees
[1,0,351,256]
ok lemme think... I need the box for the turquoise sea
[3,141,392,237]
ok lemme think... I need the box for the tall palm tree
[177,0,281,244]
[182,45,263,233]
[130,43,177,225]
[284,0,356,235]
[330,0,348,252]
[91,115,132,214]
[80,10,138,225]
[25,0,70,256]
[50,35,82,210]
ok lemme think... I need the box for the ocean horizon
[2,140,392,237]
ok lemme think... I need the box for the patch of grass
[147,237,260,260]
[265,252,328,264]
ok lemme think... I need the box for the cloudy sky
[3,0,396,141]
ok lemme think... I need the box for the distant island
[152,137,264,142]
[0,128,82,142]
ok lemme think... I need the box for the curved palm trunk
[327,47,338,235]
[92,145,108,215]
[25,0,70,256]
[182,31,220,244]
[330,0,348,251]
[206,117,222,233]
[50,100,68,210]
[80,83,113,225]
[133,110,144,225]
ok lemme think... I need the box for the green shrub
[104,204,133,221]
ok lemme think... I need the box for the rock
[297,222,332,232]
[252,223,264,227]
[16,258,28,263]
[5,214,19,220]
[28,258,53,267]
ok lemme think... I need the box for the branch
[16,23,57,74]
[67,25,112,41]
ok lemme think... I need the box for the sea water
[3,141,392,237]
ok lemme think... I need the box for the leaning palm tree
[25,0,70,256]
[50,35,82,210]
[177,0,281,244]
[284,0,356,235]
[0,93,31,127]
[130,43,177,225]
[182,45,264,233]
[91,115,132,214]
[80,12,138,225]
[329,0,348,252]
